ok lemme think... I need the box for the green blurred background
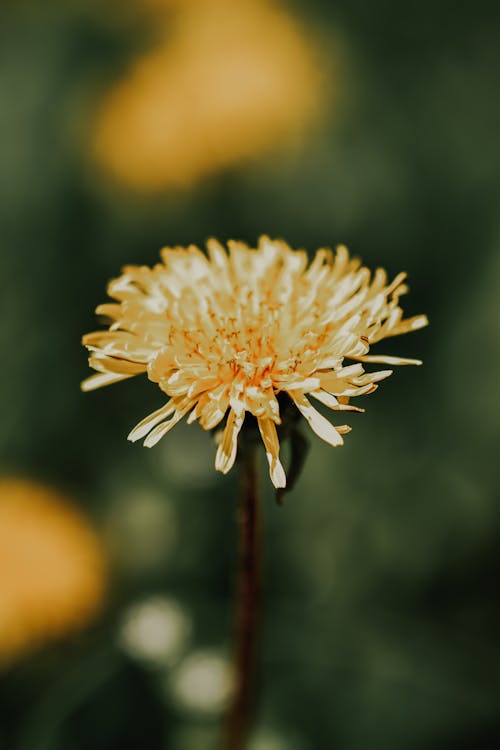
[1,0,499,748]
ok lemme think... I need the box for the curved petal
[81,371,134,392]
[257,418,286,489]
[353,354,422,366]
[310,390,364,413]
[143,402,193,447]
[290,392,344,447]
[215,408,245,474]
[127,400,176,442]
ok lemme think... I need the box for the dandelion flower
[0,479,106,665]
[92,0,322,189]
[82,237,427,488]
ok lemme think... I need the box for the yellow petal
[143,404,191,448]
[354,354,422,366]
[280,377,321,391]
[310,390,364,413]
[257,418,286,489]
[88,355,147,376]
[352,369,392,385]
[385,271,407,295]
[335,425,352,434]
[290,392,344,447]
[80,372,134,392]
[127,400,176,442]
[215,408,245,475]
[198,396,230,430]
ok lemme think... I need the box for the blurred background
[0,0,499,747]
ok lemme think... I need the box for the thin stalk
[224,441,261,750]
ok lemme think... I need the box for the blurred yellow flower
[82,237,427,488]
[0,479,106,665]
[91,0,323,189]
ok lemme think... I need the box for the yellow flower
[91,0,323,189]
[82,237,427,488]
[0,479,106,665]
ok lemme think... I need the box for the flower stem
[225,440,260,750]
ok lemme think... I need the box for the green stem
[224,441,260,750]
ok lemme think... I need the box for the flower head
[92,0,322,189]
[82,237,427,488]
[0,479,106,665]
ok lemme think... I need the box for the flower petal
[81,371,134,391]
[198,395,230,430]
[127,400,176,442]
[310,390,364,413]
[279,377,321,391]
[143,403,192,447]
[385,271,407,295]
[354,354,422,366]
[88,354,147,376]
[215,408,245,474]
[257,418,286,489]
[351,369,393,385]
[290,392,344,447]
